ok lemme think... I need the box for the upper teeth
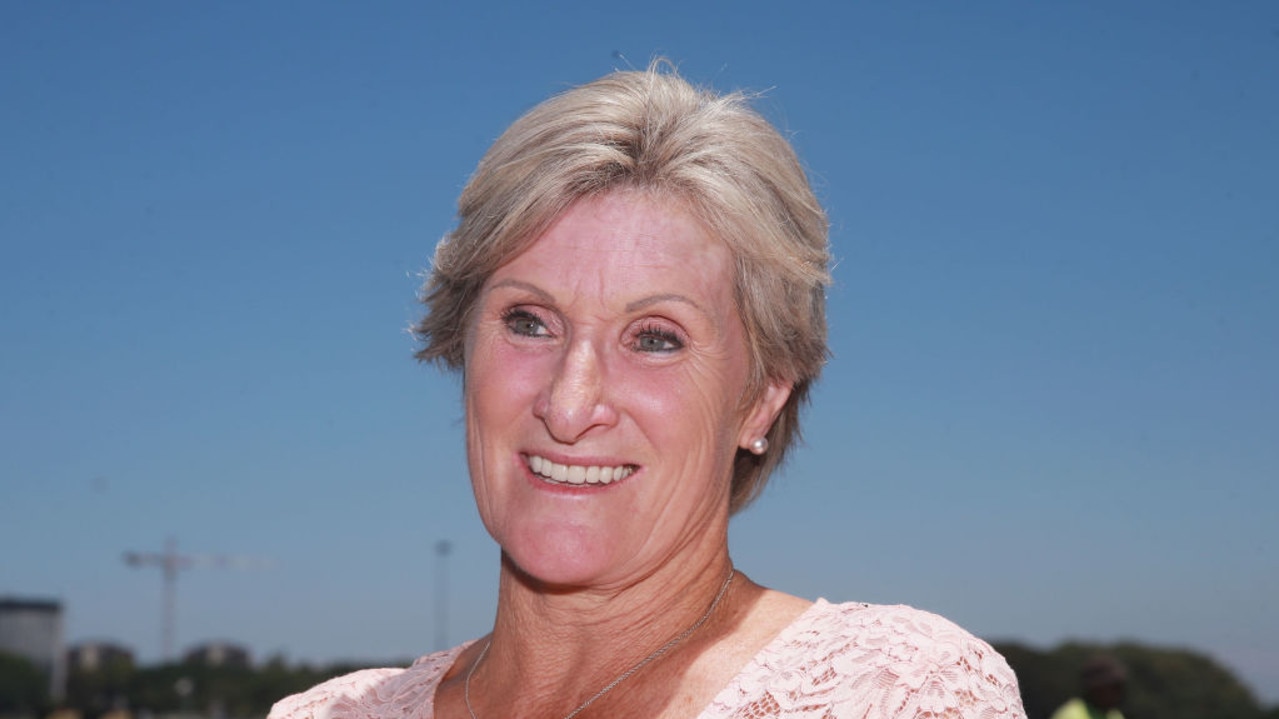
[528,455,635,485]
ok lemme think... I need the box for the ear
[737,379,793,450]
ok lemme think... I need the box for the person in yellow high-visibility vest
[1050,654,1127,719]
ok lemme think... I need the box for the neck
[472,548,738,717]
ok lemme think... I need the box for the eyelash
[498,307,685,353]
[500,307,550,338]
[633,323,684,353]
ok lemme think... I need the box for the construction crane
[123,537,268,661]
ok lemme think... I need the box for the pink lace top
[270,600,1026,719]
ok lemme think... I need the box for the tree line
[3,641,1278,719]
[991,640,1279,719]
[0,651,382,719]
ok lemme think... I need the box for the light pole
[434,540,452,651]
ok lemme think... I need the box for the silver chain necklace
[464,568,736,719]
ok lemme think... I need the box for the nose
[533,338,618,443]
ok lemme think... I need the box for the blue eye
[502,308,549,338]
[634,326,683,352]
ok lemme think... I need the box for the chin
[500,521,628,589]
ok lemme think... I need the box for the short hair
[415,61,831,513]
[1080,655,1127,689]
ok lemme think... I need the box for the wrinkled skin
[463,190,791,590]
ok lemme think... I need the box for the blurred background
[2,2,1276,718]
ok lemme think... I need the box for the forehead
[490,191,736,296]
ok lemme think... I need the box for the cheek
[463,340,550,487]
[464,341,550,513]
[467,337,548,412]
[624,362,743,454]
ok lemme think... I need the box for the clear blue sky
[3,0,1277,704]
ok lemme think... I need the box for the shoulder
[813,601,1026,717]
[806,600,1014,664]
[825,601,1024,715]
[1048,697,1086,719]
[712,600,1026,718]
[1049,698,1113,719]
[268,645,469,719]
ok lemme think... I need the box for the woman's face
[463,191,789,587]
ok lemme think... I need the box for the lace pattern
[701,601,1024,718]
[269,600,1026,719]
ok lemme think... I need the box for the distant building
[183,641,251,668]
[0,597,66,700]
[67,641,135,673]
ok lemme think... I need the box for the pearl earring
[749,437,769,455]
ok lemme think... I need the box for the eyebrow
[485,279,555,303]
[624,293,707,316]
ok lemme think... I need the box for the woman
[272,64,1026,719]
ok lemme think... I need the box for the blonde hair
[415,62,830,513]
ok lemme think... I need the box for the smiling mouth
[527,454,637,486]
